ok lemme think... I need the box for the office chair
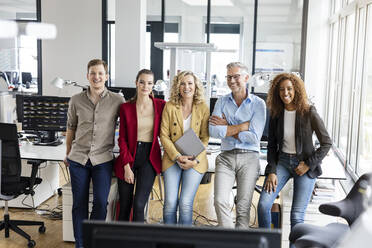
[0,123,46,248]
[289,172,372,248]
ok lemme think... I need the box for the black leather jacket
[265,105,332,178]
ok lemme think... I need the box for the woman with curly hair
[160,70,209,225]
[257,73,332,237]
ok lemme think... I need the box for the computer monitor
[83,221,281,248]
[251,92,269,142]
[22,72,32,84]
[210,97,218,115]
[107,86,136,101]
[16,95,69,146]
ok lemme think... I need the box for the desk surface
[207,146,346,180]
[19,140,66,161]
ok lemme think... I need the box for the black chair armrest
[26,159,44,194]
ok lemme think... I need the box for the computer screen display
[22,72,32,84]
[251,92,269,142]
[107,86,136,101]
[16,95,69,145]
[210,97,218,116]
[83,221,281,248]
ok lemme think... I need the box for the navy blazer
[265,105,332,178]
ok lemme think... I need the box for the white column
[115,0,146,87]
[41,0,101,97]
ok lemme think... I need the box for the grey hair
[226,62,249,75]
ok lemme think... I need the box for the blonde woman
[160,71,209,225]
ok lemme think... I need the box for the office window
[163,24,180,80]
[326,2,372,176]
[358,5,372,175]
[349,7,366,172]
[325,22,339,138]
[206,23,241,95]
[339,13,355,157]
[0,0,37,20]
[256,1,303,75]
[0,0,41,93]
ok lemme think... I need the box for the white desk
[207,146,346,180]
[19,140,66,161]
[0,141,65,208]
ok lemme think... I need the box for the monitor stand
[33,131,63,146]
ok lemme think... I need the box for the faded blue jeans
[258,153,316,231]
[163,163,204,225]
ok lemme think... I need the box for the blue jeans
[163,163,204,225]
[68,159,113,248]
[258,153,316,231]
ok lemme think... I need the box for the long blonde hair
[169,71,205,105]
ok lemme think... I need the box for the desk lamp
[50,77,87,89]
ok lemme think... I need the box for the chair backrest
[0,123,22,194]
[319,172,372,225]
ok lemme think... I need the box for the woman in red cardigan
[114,69,166,222]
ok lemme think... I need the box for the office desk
[207,146,346,180]
[0,141,65,208]
[20,140,66,161]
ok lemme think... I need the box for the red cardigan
[114,97,166,180]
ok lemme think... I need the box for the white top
[282,109,296,154]
[183,114,192,133]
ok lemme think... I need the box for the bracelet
[174,154,181,162]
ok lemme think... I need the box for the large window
[103,0,307,94]
[0,0,41,93]
[358,5,372,175]
[326,1,372,177]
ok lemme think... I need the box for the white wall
[304,0,331,117]
[41,0,102,96]
[115,0,146,87]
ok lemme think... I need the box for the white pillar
[115,0,146,87]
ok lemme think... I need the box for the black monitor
[107,86,136,101]
[210,97,218,115]
[251,92,269,142]
[22,72,32,84]
[83,221,281,248]
[16,95,69,146]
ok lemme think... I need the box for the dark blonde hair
[267,72,310,118]
[130,69,154,102]
[87,59,108,74]
[169,71,204,105]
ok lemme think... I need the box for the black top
[265,105,332,178]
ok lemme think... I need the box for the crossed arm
[209,114,250,139]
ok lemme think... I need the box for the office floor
[0,167,263,248]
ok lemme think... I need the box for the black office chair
[289,172,372,248]
[0,123,46,248]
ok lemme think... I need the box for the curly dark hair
[267,72,310,118]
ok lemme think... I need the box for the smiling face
[179,74,196,101]
[136,73,154,97]
[226,66,249,95]
[279,79,296,110]
[87,64,108,91]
